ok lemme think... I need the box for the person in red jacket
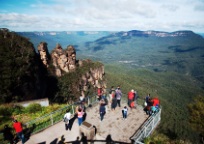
[13,119,25,144]
[128,89,135,107]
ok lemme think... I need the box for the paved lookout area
[23,102,148,144]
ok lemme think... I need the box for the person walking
[13,119,25,144]
[77,107,84,126]
[64,109,71,130]
[99,101,106,122]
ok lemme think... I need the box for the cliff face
[79,61,106,97]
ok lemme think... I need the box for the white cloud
[0,0,204,32]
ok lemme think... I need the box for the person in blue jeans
[99,101,106,121]
[13,119,25,144]
[77,108,84,126]
[122,106,128,120]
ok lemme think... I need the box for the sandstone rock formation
[37,42,50,67]
[37,42,106,99]
[79,64,106,97]
[51,44,76,77]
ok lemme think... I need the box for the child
[122,106,128,120]
[130,100,136,109]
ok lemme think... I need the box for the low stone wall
[16,98,49,107]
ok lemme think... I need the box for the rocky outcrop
[51,44,76,77]
[37,42,50,67]
[79,63,106,97]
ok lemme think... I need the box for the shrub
[12,105,24,115]
[25,103,42,113]
[0,104,13,116]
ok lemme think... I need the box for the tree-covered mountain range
[18,30,204,85]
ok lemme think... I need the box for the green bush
[0,105,13,116]
[12,105,24,115]
[25,103,42,113]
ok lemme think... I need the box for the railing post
[144,126,147,138]
[72,105,74,114]
[50,113,53,125]
[152,116,155,131]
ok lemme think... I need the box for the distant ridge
[110,30,203,38]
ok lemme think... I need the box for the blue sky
[0,0,204,32]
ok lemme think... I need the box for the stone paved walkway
[21,102,148,144]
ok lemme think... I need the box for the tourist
[111,95,117,111]
[115,86,122,107]
[97,86,102,101]
[122,106,128,120]
[13,119,25,144]
[127,89,134,107]
[145,94,151,106]
[99,100,106,121]
[3,125,14,144]
[64,109,71,130]
[130,100,136,110]
[109,86,115,104]
[77,107,84,126]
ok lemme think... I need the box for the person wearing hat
[13,119,25,144]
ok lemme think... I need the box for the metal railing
[24,95,98,135]
[131,107,162,144]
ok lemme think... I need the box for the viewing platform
[22,100,161,144]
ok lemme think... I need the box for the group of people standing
[109,86,123,110]
[143,94,160,116]
[97,86,138,122]
[98,85,125,121]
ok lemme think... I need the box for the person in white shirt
[64,109,71,130]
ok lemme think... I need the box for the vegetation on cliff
[0,29,46,103]
[52,60,103,103]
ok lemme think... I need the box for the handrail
[24,94,98,135]
[131,107,161,144]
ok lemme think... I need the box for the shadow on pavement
[66,134,131,144]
